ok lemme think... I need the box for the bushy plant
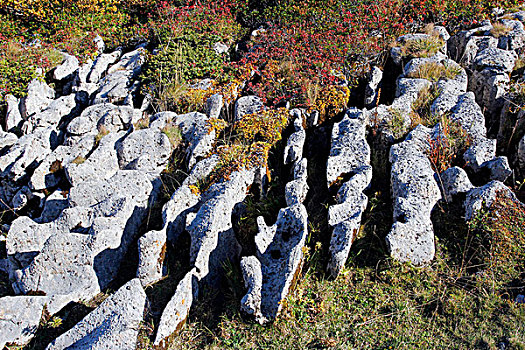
[235,108,289,144]
[0,40,62,101]
[141,1,243,112]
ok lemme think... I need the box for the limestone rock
[46,279,147,350]
[206,93,223,119]
[285,159,309,206]
[188,169,253,284]
[53,53,79,81]
[137,230,167,287]
[175,112,217,168]
[0,296,48,349]
[464,137,496,172]
[460,36,498,67]
[448,92,487,138]
[436,166,474,201]
[116,128,172,173]
[240,204,308,323]
[386,126,441,265]
[234,95,264,121]
[326,110,371,277]
[213,42,229,55]
[136,156,218,287]
[11,170,156,310]
[0,127,53,183]
[465,181,518,220]
[327,166,372,277]
[483,156,512,182]
[154,271,197,347]
[240,256,263,318]
[0,130,18,150]
[283,115,306,165]
[30,135,95,190]
[88,49,122,84]
[448,23,495,62]
[5,94,23,132]
[497,19,525,50]
[11,186,33,211]
[36,189,70,223]
[65,131,124,186]
[21,79,55,118]
[93,47,146,104]
[473,47,517,74]
[519,134,525,170]
[67,103,140,136]
[364,66,383,108]
[326,110,370,187]
[469,69,509,117]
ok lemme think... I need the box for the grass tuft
[411,84,441,127]
[406,61,462,82]
[398,35,444,59]
[491,22,513,38]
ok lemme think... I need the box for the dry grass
[133,116,150,130]
[398,35,444,59]
[94,125,109,146]
[491,22,513,38]
[426,115,472,173]
[71,156,86,164]
[411,84,441,127]
[406,62,462,82]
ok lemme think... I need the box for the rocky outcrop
[326,109,371,277]
[234,95,264,121]
[153,167,255,342]
[240,113,309,322]
[387,126,441,265]
[240,204,308,323]
[154,270,197,347]
[93,46,147,105]
[464,180,518,220]
[8,170,158,313]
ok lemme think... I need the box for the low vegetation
[411,84,442,126]
[491,22,513,38]
[385,107,409,139]
[398,35,445,59]
[406,61,462,82]
[427,115,472,173]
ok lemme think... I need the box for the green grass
[385,108,408,140]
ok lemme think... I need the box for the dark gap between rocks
[347,129,393,269]
[304,121,335,272]
[378,56,403,107]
